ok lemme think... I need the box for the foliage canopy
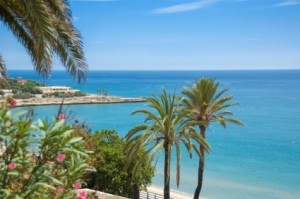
[0,0,88,82]
[126,89,210,199]
[180,78,244,199]
[75,129,155,198]
[0,106,94,198]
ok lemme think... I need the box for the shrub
[0,106,94,198]
[54,92,72,98]
[74,91,86,97]
[0,79,9,89]
[4,79,44,94]
[44,91,87,98]
[12,93,34,99]
[73,129,155,198]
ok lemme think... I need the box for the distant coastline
[0,76,146,107]
[2,95,146,107]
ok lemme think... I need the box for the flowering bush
[58,114,65,120]
[1,97,17,108]
[0,105,94,198]
[7,98,17,107]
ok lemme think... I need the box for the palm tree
[126,89,210,199]
[181,78,244,199]
[0,0,87,82]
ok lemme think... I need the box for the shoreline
[5,94,146,107]
[146,186,201,199]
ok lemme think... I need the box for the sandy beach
[147,186,200,199]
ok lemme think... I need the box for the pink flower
[78,191,86,199]
[72,182,82,189]
[9,162,16,169]
[58,114,65,120]
[55,187,65,193]
[56,154,65,162]
[8,98,17,107]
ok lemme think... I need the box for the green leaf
[37,119,44,128]
[7,171,19,176]
[50,120,64,132]
[68,137,83,144]
[35,182,56,190]
[11,111,27,119]
[13,195,23,199]
[43,175,64,185]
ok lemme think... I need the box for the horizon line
[7,68,300,71]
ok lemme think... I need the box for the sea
[8,70,300,199]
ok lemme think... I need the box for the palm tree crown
[0,0,87,82]
[180,78,244,199]
[181,78,243,128]
[126,89,210,199]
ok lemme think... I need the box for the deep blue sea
[9,70,300,199]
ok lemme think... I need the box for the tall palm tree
[0,0,87,82]
[181,78,244,199]
[126,89,210,199]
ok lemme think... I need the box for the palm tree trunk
[133,182,139,199]
[194,126,206,199]
[164,144,171,199]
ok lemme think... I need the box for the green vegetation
[125,81,243,199]
[0,0,87,82]
[180,79,244,199]
[9,79,44,94]
[12,93,34,99]
[0,105,94,198]
[8,79,44,94]
[74,91,87,97]
[126,89,210,199]
[75,129,154,198]
[0,78,87,99]
[0,78,243,199]
[0,78,44,99]
[43,91,87,98]
[0,78,9,89]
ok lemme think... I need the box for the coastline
[3,94,146,107]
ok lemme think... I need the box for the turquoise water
[10,70,300,199]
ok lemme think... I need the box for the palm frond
[211,103,240,113]
[125,89,204,189]
[180,139,193,158]
[0,54,8,79]
[0,0,87,82]
[192,144,202,157]
[224,118,244,126]
[190,133,210,152]
[212,95,234,107]
[212,88,229,102]
[125,124,148,140]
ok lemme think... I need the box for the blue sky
[1,0,300,70]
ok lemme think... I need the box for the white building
[0,89,13,96]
